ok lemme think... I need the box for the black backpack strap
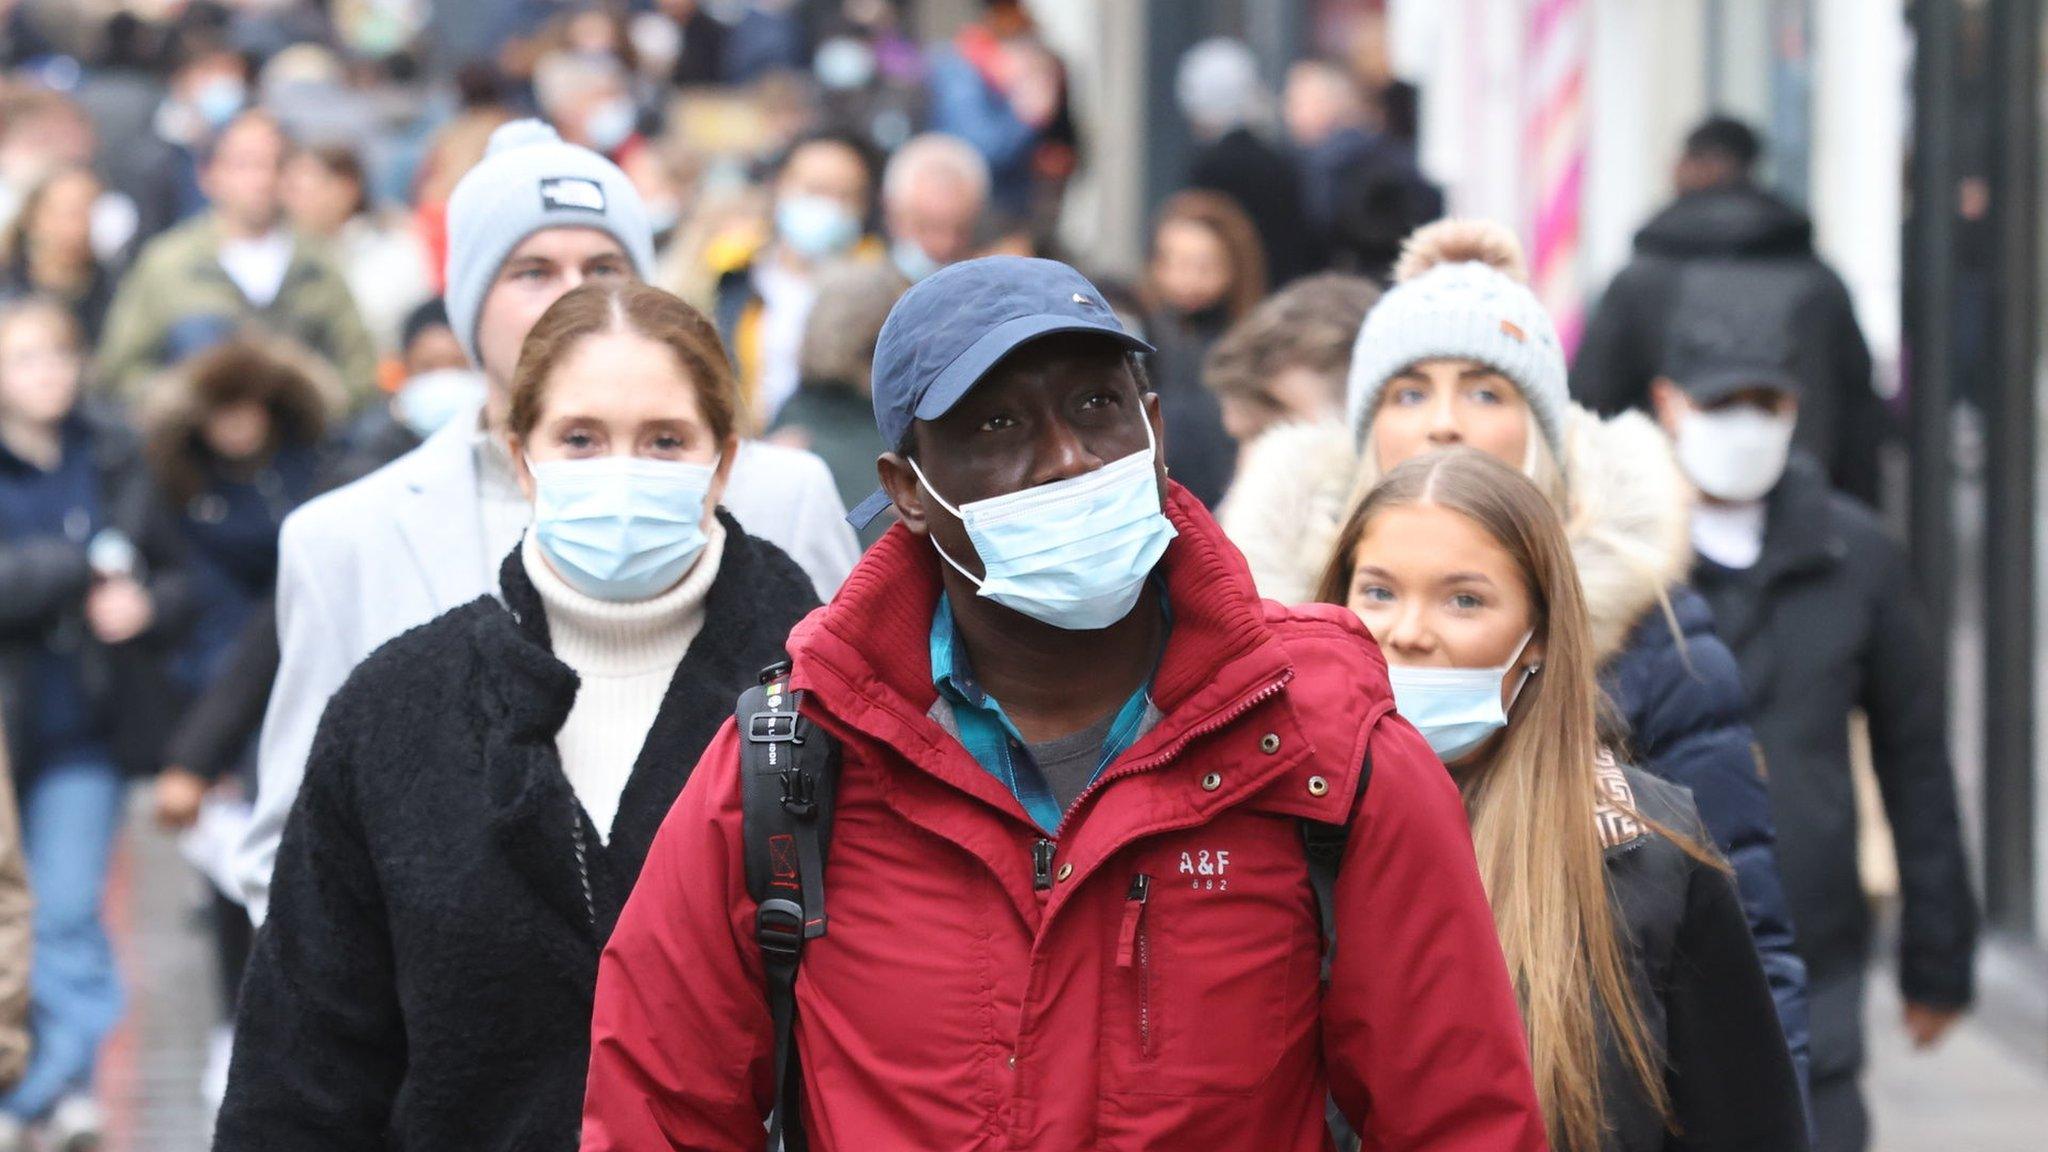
[1302,752,1373,1152]
[1300,751,1372,984]
[739,660,839,1152]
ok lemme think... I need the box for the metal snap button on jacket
[1260,733,1282,754]
[1307,775,1330,797]
[1201,771,1223,791]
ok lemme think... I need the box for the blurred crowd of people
[0,2,1981,1151]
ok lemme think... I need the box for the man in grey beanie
[233,120,859,924]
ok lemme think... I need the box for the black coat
[161,427,423,783]
[1691,459,1976,1080]
[0,413,194,778]
[1572,183,1888,504]
[213,516,819,1152]
[1598,764,1809,1152]
[1186,128,1315,286]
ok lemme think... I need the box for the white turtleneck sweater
[521,519,727,842]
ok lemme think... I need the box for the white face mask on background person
[909,418,1178,631]
[1675,405,1797,502]
[584,97,638,154]
[776,194,862,260]
[529,455,717,602]
[1386,632,1537,764]
[891,237,942,282]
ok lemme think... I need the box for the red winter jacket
[582,487,1546,1152]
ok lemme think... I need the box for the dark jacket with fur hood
[212,514,819,1151]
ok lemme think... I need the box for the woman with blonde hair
[1224,218,1812,1086]
[1320,447,1805,1152]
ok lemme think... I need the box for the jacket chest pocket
[1102,815,1318,1096]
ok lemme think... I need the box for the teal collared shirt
[929,593,1166,833]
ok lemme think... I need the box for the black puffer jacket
[1597,762,1809,1152]
[213,516,819,1152]
[0,412,194,778]
[1572,183,1888,505]
[1691,458,1976,1084]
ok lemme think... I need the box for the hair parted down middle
[509,281,739,446]
[1317,447,1711,1152]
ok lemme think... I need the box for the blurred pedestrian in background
[1176,37,1313,287]
[1140,189,1266,508]
[1649,312,1977,1152]
[0,297,192,1149]
[768,258,907,546]
[1283,57,1442,282]
[1319,448,1808,1152]
[1205,272,1381,454]
[97,110,377,405]
[280,142,433,358]
[0,166,116,346]
[1205,272,1381,598]
[710,129,880,427]
[1225,221,1812,1092]
[140,330,341,1107]
[1575,116,1888,505]
[880,131,989,281]
[216,282,818,1151]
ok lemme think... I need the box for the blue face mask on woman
[1387,632,1538,763]
[529,456,716,602]
[908,418,1177,631]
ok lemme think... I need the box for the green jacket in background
[96,214,377,406]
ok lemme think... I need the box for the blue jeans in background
[1,755,126,1120]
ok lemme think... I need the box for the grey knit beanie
[444,119,657,370]
[1344,220,1568,461]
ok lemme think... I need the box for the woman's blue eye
[1470,387,1504,405]
[1450,593,1483,610]
[1358,585,1394,603]
[1391,387,1428,406]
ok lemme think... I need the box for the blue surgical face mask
[393,368,487,439]
[529,455,717,602]
[909,418,1177,630]
[777,194,862,260]
[1387,632,1537,763]
[890,236,942,282]
[194,76,246,128]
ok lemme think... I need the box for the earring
[1526,663,1542,675]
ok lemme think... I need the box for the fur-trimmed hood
[1217,404,1694,661]
[137,334,348,506]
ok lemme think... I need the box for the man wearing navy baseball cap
[583,257,1544,1152]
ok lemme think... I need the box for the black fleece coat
[213,514,819,1152]
[1571,182,1888,504]
[1690,458,1976,1085]
[1598,766,1808,1152]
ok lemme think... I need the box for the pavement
[71,790,2048,1151]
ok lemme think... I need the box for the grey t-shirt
[1026,711,1121,815]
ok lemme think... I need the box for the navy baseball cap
[846,256,1154,528]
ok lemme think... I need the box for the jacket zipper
[1032,838,1057,891]
[1054,672,1294,839]
[1116,874,1155,1056]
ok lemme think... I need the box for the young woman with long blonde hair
[1319,448,1806,1152]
